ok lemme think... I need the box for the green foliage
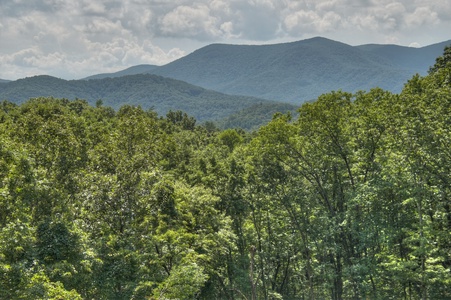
[217,102,298,130]
[218,129,244,152]
[166,110,196,130]
[23,271,83,300]
[36,221,80,263]
[429,45,451,74]
[152,262,208,300]
[0,48,450,299]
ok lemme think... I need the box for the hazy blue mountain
[145,37,449,104]
[357,40,451,73]
[82,64,159,80]
[0,79,10,83]
[0,74,281,122]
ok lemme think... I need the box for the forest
[0,47,450,299]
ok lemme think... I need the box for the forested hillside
[0,47,450,299]
[0,74,283,124]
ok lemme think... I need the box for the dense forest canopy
[0,47,450,299]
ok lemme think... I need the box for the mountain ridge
[1,37,449,128]
[148,37,450,103]
[356,39,450,72]
[81,37,450,104]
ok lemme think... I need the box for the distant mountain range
[82,37,450,104]
[0,74,295,126]
[1,37,449,128]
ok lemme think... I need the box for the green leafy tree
[429,45,451,74]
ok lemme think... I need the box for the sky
[1,0,450,80]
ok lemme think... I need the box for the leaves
[0,46,450,299]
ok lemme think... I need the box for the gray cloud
[0,0,450,79]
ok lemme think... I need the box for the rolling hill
[0,74,288,123]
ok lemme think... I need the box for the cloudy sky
[1,0,450,80]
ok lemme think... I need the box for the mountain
[82,64,159,80]
[142,37,450,104]
[3,37,449,127]
[0,79,10,84]
[356,40,450,73]
[0,74,281,122]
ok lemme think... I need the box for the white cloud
[159,4,221,39]
[0,0,450,80]
[210,0,232,14]
[82,0,106,14]
[284,10,320,32]
[405,6,439,27]
[348,14,378,31]
[229,0,283,40]
[316,1,339,12]
[284,9,342,33]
